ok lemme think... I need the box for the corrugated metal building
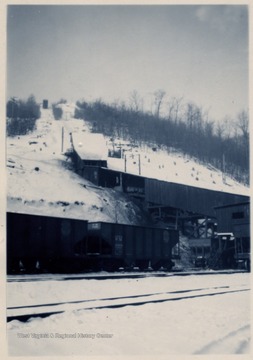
[145,178,248,218]
[214,202,250,238]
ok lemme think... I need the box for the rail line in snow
[7,269,248,283]
[7,284,250,323]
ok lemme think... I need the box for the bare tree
[204,120,214,138]
[112,98,126,111]
[185,102,203,131]
[128,90,143,113]
[154,89,166,118]
[167,96,184,122]
[236,109,249,139]
[216,121,225,139]
[216,116,233,139]
[223,116,233,139]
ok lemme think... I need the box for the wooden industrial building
[210,202,250,270]
[189,202,250,270]
[215,201,250,238]
[70,136,250,270]
[71,138,248,219]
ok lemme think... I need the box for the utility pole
[222,153,226,183]
[138,154,141,175]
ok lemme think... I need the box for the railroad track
[7,269,247,282]
[7,284,250,323]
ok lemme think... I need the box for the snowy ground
[7,105,249,224]
[69,102,249,195]
[7,272,251,356]
[6,107,148,225]
[108,145,249,195]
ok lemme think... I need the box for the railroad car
[7,212,179,273]
[7,212,88,273]
[74,222,179,271]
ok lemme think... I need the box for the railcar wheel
[164,260,174,271]
[137,260,149,271]
[152,261,162,271]
[22,258,37,273]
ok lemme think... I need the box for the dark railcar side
[76,222,179,271]
[7,212,88,273]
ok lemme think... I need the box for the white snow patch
[107,145,249,196]
[7,273,251,355]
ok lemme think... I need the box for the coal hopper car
[7,212,88,273]
[7,212,180,273]
[74,222,179,271]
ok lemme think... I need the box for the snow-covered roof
[72,133,108,161]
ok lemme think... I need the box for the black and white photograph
[1,0,251,357]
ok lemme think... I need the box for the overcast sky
[7,4,248,122]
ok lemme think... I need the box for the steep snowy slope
[6,103,249,224]
[6,108,149,225]
[63,103,249,196]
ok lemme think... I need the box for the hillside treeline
[6,95,41,136]
[75,98,249,185]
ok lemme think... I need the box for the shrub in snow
[6,95,40,136]
[7,118,37,137]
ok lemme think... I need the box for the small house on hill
[71,133,108,184]
[72,133,107,167]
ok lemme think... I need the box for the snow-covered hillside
[6,107,149,225]
[7,103,249,223]
[108,146,249,196]
[68,102,249,195]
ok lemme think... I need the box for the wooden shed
[72,133,108,167]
